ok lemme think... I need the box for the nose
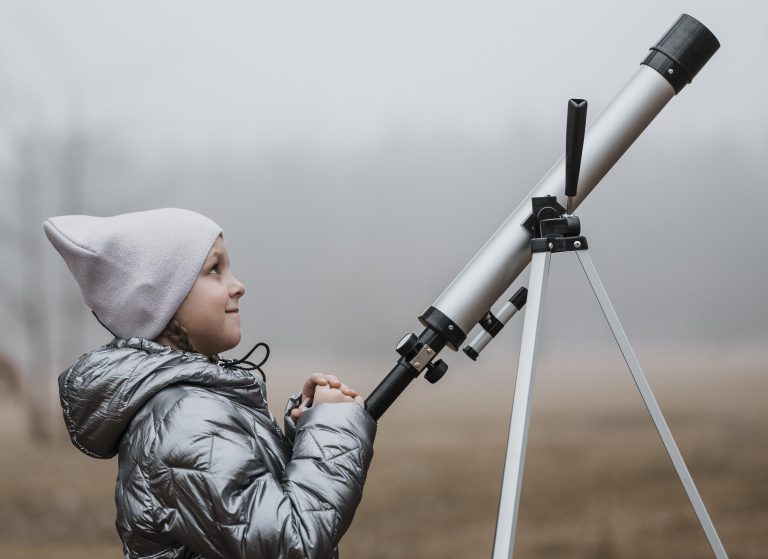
[230,276,246,299]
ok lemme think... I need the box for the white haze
[0,1,765,380]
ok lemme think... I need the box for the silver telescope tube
[366,13,719,420]
[426,64,675,344]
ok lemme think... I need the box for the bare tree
[0,4,93,441]
[14,134,54,442]
[0,350,22,398]
[57,125,88,358]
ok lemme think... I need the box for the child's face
[174,235,246,356]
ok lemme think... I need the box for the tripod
[491,102,728,559]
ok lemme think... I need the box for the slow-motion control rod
[365,14,719,420]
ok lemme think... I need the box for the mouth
[225,309,239,314]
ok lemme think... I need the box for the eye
[209,264,220,275]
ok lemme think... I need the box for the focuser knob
[395,333,419,358]
[424,359,448,384]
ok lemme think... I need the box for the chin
[221,330,242,353]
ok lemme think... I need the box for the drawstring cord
[93,310,270,381]
[219,342,270,382]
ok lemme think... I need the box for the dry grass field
[1,352,766,558]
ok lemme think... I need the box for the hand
[312,384,365,409]
[290,373,362,420]
[300,372,359,402]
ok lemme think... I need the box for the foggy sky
[0,1,766,376]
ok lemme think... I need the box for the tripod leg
[492,251,551,559]
[575,250,728,559]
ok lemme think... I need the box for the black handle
[565,99,588,199]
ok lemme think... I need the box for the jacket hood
[59,337,263,459]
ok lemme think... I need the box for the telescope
[364,12,728,559]
[364,13,720,419]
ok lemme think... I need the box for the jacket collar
[60,337,267,459]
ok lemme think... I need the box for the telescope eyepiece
[642,13,720,93]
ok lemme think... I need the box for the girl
[43,207,376,559]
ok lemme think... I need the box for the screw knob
[424,360,448,384]
[395,333,419,357]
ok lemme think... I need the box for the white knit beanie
[43,208,223,340]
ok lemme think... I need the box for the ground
[1,355,765,558]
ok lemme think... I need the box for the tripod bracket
[525,195,589,253]
[531,235,589,253]
[522,195,569,236]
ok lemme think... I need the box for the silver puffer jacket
[58,337,377,559]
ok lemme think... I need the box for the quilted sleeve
[283,391,303,443]
[146,393,376,559]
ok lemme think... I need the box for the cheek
[205,291,230,322]
[180,284,228,326]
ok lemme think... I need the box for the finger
[340,383,359,396]
[354,395,365,408]
[303,374,328,398]
[310,373,329,385]
[340,386,359,397]
[295,399,311,415]
[325,374,341,387]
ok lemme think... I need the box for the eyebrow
[206,249,225,262]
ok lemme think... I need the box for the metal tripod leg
[491,247,728,559]
[492,251,551,559]
[575,249,728,559]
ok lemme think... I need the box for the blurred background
[1,1,766,557]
